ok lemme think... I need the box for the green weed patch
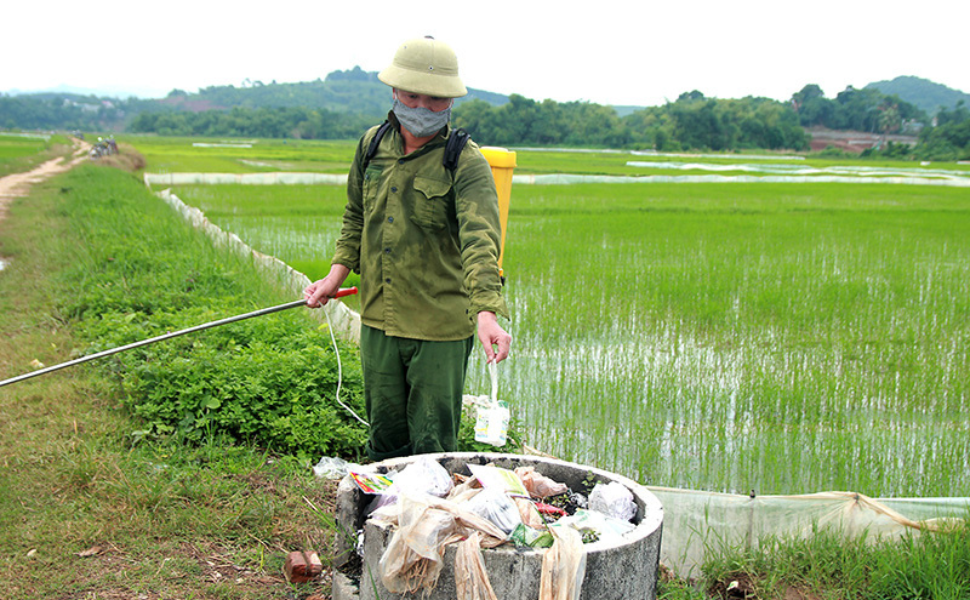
[47,165,370,459]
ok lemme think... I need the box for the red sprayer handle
[332,287,358,298]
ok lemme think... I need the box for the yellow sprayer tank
[480,147,516,278]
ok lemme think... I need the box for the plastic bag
[515,466,569,499]
[588,481,637,522]
[464,487,523,534]
[473,362,510,446]
[347,469,394,494]
[371,457,454,514]
[379,495,462,594]
[539,524,587,600]
[555,509,636,543]
[515,497,547,529]
[455,532,499,600]
[510,523,554,548]
[447,475,483,502]
[394,456,454,498]
[468,464,529,497]
[312,456,352,479]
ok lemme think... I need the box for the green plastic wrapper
[510,523,554,548]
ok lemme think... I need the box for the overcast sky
[3,0,967,107]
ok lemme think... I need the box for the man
[305,37,511,461]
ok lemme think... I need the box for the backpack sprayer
[0,288,358,391]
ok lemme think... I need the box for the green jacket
[332,115,509,341]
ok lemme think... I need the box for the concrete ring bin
[333,452,664,600]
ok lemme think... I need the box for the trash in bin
[589,481,637,521]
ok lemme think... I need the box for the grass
[0,163,343,599]
[659,520,970,600]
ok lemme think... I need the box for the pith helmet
[378,37,468,98]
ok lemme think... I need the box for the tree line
[128,106,373,139]
[125,91,812,152]
[863,102,970,161]
[454,92,810,151]
[791,84,926,133]
[3,80,969,159]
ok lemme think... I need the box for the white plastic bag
[311,456,352,479]
[474,361,510,447]
[588,481,637,522]
[463,487,523,534]
[555,509,636,543]
[392,456,454,498]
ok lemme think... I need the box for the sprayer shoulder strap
[363,121,393,168]
[443,128,470,171]
[363,121,471,172]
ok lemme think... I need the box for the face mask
[392,98,451,138]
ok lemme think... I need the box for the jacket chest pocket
[411,176,452,231]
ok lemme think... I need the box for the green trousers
[360,325,474,461]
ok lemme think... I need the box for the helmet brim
[379,65,468,98]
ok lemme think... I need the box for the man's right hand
[304,264,351,308]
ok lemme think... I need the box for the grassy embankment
[0,163,347,599]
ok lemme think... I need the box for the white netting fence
[647,487,969,577]
[153,188,359,343]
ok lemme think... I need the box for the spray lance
[0,287,359,390]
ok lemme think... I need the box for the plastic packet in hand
[473,361,510,447]
[463,487,523,534]
[588,481,637,522]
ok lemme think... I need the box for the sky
[3,0,968,107]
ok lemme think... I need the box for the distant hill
[155,67,510,119]
[865,76,970,116]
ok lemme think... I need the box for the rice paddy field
[130,135,970,499]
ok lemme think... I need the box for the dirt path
[0,137,91,224]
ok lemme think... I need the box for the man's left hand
[477,311,511,363]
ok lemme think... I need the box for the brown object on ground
[284,550,323,583]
